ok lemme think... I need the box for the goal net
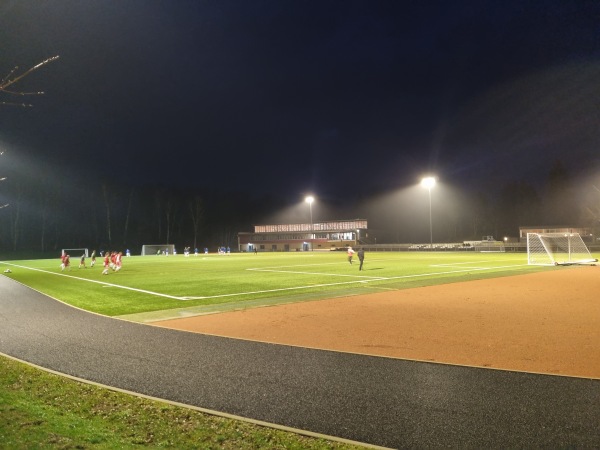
[62,248,88,258]
[527,233,597,266]
[141,244,175,256]
[474,241,505,252]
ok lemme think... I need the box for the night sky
[1,0,599,203]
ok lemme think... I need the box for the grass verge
[0,356,366,449]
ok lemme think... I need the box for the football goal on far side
[62,248,88,258]
[527,232,598,266]
[141,244,175,256]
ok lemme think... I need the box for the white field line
[431,260,524,270]
[181,263,529,300]
[1,262,181,300]
[181,279,387,300]
[431,259,519,266]
[250,260,387,270]
[2,260,529,302]
[433,265,500,270]
[247,268,385,279]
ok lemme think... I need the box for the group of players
[60,250,123,275]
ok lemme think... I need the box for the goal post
[527,232,597,266]
[141,244,175,256]
[62,248,88,258]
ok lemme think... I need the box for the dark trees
[496,181,541,237]
[543,160,579,225]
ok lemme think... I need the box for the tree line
[0,167,272,255]
[0,158,597,256]
[2,57,598,254]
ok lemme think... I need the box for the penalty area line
[1,262,181,300]
[431,259,521,267]
[181,263,528,300]
[247,268,384,279]
[180,277,389,300]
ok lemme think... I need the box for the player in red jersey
[102,252,110,275]
[115,251,123,272]
[61,254,70,271]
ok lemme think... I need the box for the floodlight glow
[420,176,436,248]
[305,196,315,251]
[421,176,436,189]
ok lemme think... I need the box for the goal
[141,244,175,256]
[62,248,88,258]
[527,233,597,266]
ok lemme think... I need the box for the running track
[1,276,598,448]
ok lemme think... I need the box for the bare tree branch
[1,57,59,209]
[0,55,59,90]
[0,55,59,107]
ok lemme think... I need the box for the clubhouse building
[238,219,368,252]
[518,226,595,243]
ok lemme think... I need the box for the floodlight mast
[0,151,6,208]
[421,176,436,249]
[305,196,314,251]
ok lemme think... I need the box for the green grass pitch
[0,252,559,320]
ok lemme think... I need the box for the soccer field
[1,252,553,318]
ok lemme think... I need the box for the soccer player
[62,254,71,271]
[90,250,96,267]
[357,248,365,271]
[102,252,110,275]
[347,246,355,265]
[115,251,123,272]
[110,251,117,270]
[79,253,86,269]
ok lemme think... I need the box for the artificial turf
[1,251,549,316]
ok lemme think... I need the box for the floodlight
[420,176,436,248]
[305,196,315,250]
[421,176,436,189]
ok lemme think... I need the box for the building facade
[238,219,368,252]
[519,226,597,245]
[518,226,594,243]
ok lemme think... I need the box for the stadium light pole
[305,196,314,251]
[421,176,436,249]
[0,151,7,209]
